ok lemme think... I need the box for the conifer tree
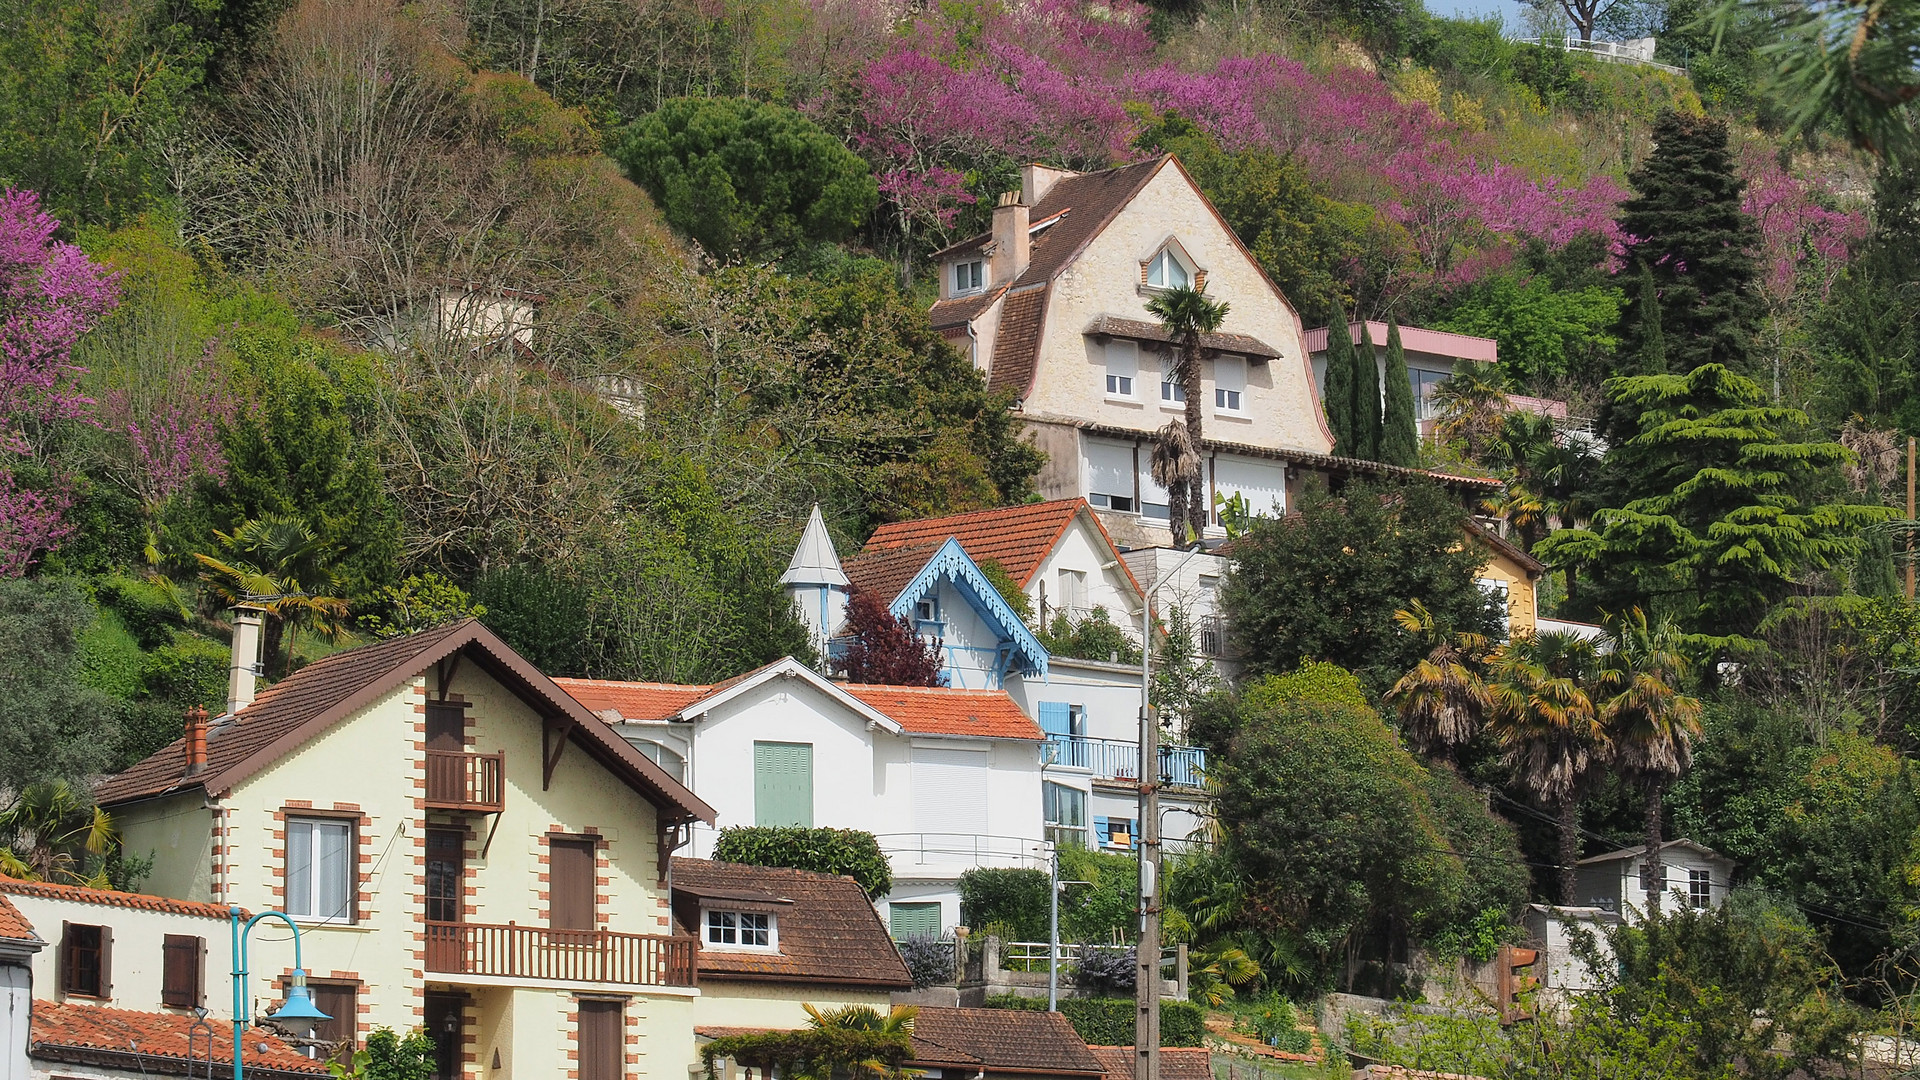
[1322,313,1357,456]
[1379,319,1421,467]
[1854,474,1902,599]
[1353,319,1382,461]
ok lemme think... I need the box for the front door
[423,994,465,1080]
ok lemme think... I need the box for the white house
[1574,840,1735,922]
[1,896,36,1080]
[556,660,1051,937]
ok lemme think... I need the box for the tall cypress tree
[1322,313,1358,456]
[1353,320,1382,461]
[1615,110,1764,379]
[1379,319,1421,467]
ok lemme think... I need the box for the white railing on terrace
[1509,34,1686,73]
[875,832,1051,870]
[1001,941,1134,969]
[1045,736,1208,788]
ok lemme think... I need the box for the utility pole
[1908,437,1915,601]
[1135,700,1160,1080]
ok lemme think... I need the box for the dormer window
[705,909,777,950]
[952,260,984,296]
[1145,248,1192,290]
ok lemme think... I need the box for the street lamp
[1135,543,1207,1080]
[230,905,331,1080]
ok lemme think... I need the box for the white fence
[1510,34,1686,74]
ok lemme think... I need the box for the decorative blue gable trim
[889,538,1048,679]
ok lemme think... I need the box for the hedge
[711,826,891,898]
[983,995,1203,1047]
[958,867,1051,941]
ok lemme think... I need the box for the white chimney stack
[991,191,1030,286]
[227,608,264,715]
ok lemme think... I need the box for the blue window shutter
[1038,702,1072,738]
[753,742,814,827]
[1094,817,1110,846]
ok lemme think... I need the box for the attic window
[952,260,985,297]
[705,909,777,951]
[1145,248,1192,290]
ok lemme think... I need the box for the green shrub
[1159,1001,1205,1047]
[79,609,146,699]
[984,997,1201,1047]
[141,634,228,711]
[1240,1000,1312,1054]
[1242,662,1370,713]
[712,826,892,898]
[959,868,1051,942]
[92,574,185,649]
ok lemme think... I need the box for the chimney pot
[184,706,209,776]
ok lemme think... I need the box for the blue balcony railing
[1046,736,1207,788]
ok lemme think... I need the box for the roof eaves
[888,539,1048,678]
[681,657,904,735]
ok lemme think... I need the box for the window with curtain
[285,817,353,921]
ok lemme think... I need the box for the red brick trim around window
[271,805,373,923]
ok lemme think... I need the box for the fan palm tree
[801,1004,918,1080]
[1596,609,1702,915]
[196,513,351,676]
[1485,631,1605,904]
[1387,600,1493,763]
[0,781,117,887]
[1146,285,1230,547]
[1430,360,1508,463]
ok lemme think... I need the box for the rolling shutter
[1084,439,1134,502]
[912,748,988,835]
[753,742,814,827]
[1212,456,1286,520]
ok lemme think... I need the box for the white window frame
[1213,355,1246,416]
[1159,354,1187,408]
[1478,577,1511,635]
[703,908,778,951]
[1043,782,1087,848]
[952,260,984,297]
[1104,339,1139,401]
[1145,249,1192,290]
[1688,869,1712,909]
[285,817,354,923]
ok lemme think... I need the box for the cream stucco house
[95,620,717,1080]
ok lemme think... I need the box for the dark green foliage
[1056,846,1141,943]
[1221,479,1498,696]
[1321,315,1359,457]
[616,97,878,261]
[1853,479,1901,599]
[984,997,1203,1048]
[1432,274,1623,387]
[1812,165,1920,431]
[1352,320,1381,461]
[700,1027,912,1080]
[1612,110,1764,382]
[958,868,1051,942]
[978,559,1034,622]
[471,568,594,676]
[1037,607,1141,666]
[0,579,120,792]
[344,1027,438,1080]
[1379,321,1420,468]
[711,827,892,899]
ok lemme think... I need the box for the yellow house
[96,620,717,1080]
[1466,519,1543,637]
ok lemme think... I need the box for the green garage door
[753,741,814,827]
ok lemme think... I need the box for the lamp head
[265,969,331,1038]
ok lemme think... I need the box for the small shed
[1574,839,1735,922]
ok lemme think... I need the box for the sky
[1424,0,1536,32]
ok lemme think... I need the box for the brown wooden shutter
[577,999,624,1080]
[58,921,72,994]
[162,935,202,1007]
[99,925,112,999]
[311,983,358,1057]
[425,704,465,752]
[549,838,596,931]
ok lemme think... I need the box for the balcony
[1046,736,1208,788]
[424,922,696,987]
[425,750,505,812]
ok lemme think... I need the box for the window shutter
[753,742,814,828]
[162,935,201,1007]
[1037,702,1073,738]
[911,749,987,836]
[58,921,71,994]
[425,704,465,752]
[195,936,206,1006]
[1084,439,1134,502]
[100,925,112,999]
[578,999,624,1080]
[550,839,597,931]
[1094,818,1110,846]
[888,903,941,939]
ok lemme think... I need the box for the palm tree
[801,1004,918,1080]
[1485,411,1598,549]
[1430,360,1508,463]
[1147,285,1230,547]
[1485,631,1606,905]
[1596,609,1702,916]
[1387,600,1493,763]
[196,513,351,676]
[0,782,118,887]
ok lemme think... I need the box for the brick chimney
[990,191,1030,286]
[183,706,209,775]
[227,607,264,715]
[1021,163,1076,206]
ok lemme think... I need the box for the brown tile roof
[696,1026,790,1038]
[988,286,1049,398]
[95,620,715,826]
[842,685,1043,740]
[843,542,943,602]
[908,1007,1105,1076]
[31,1000,328,1078]
[860,499,1144,600]
[1084,315,1283,360]
[931,286,1010,331]
[1012,160,1167,290]
[0,877,234,921]
[1090,1046,1213,1080]
[0,894,35,940]
[670,858,912,989]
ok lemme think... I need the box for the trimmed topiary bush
[712,826,892,898]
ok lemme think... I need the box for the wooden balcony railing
[424,922,697,987]
[424,751,505,812]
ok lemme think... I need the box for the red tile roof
[671,858,912,989]
[989,287,1050,398]
[31,1000,328,1078]
[842,542,943,602]
[1090,1046,1213,1080]
[0,894,35,940]
[863,500,1084,587]
[843,685,1043,740]
[931,285,1010,331]
[908,1007,1105,1076]
[554,678,714,721]
[0,877,233,920]
[95,621,714,826]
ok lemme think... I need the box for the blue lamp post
[229,905,331,1080]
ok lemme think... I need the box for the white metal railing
[874,832,1050,870]
[1045,736,1208,787]
[1509,34,1686,73]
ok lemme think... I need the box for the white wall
[2,954,32,1080]
[1122,548,1236,684]
[1027,516,1143,643]
[3,893,229,1018]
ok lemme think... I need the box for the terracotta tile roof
[1084,315,1283,360]
[95,620,715,826]
[908,1007,1105,1076]
[843,541,942,602]
[863,500,1084,587]
[988,287,1049,398]
[555,677,714,721]
[843,685,1043,740]
[671,858,912,989]
[696,1026,790,1039]
[1090,1046,1213,1080]
[0,877,233,921]
[931,286,1010,331]
[31,1000,328,1078]
[0,894,35,940]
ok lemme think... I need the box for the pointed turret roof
[780,504,849,587]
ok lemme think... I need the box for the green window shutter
[889,902,942,939]
[753,742,814,827]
